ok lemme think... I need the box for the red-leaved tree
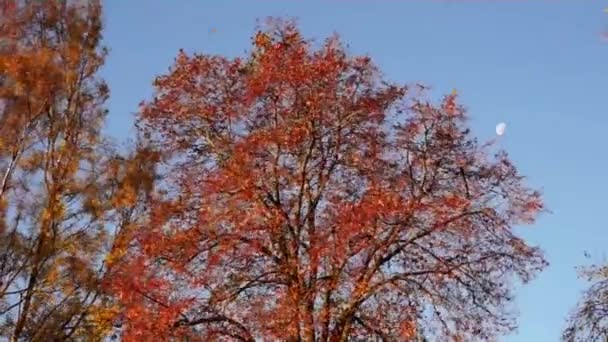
[107,20,547,342]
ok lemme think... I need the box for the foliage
[0,1,123,340]
[0,1,550,340]
[563,264,608,341]
[106,19,547,342]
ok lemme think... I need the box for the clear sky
[101,1,608,340]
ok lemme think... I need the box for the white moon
[496,122,506,136]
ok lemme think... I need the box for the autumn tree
[108,19,547,341]
[563,264,608,341]
[0,1,122,339]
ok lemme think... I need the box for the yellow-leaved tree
[0,1,144,340]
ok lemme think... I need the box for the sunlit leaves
[0,1,117,340]
[109,18,547,341]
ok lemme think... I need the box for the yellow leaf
[88,304,121,337]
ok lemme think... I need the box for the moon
[496,122,506,136]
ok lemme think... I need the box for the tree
[107,19,547,341]
[563,264,608,341]
[0,1,120,339]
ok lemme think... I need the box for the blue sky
[101,1,608,340]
